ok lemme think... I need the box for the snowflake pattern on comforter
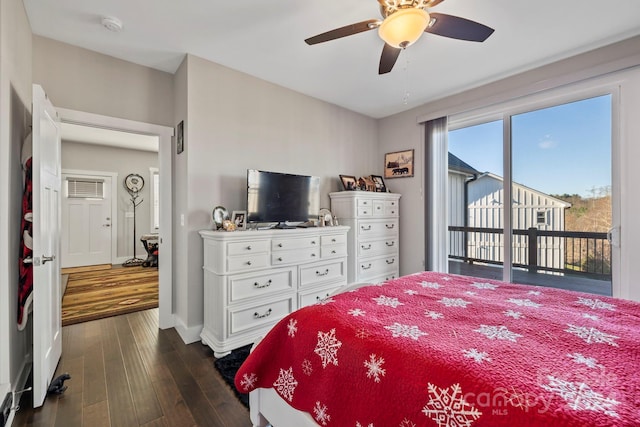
[235,272,640,426]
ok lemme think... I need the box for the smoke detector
[101,16,123,32]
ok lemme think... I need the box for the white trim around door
[57,108,174,329]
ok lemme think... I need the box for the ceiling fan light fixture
[378,8,429,48]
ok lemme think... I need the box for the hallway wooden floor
[13,309,252,427]
[61,265,159,326]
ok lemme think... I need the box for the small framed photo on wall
[176,120,184,154]
[232,210,247,230]
[384,149,414,178]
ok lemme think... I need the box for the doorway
[58,108,173,329]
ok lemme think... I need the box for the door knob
[42,255,56,264]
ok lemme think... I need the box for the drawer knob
[363,210,368,214]
[386,241,395,247]
[385,224,395,229]
[331,238,336,242]
[361,225,371,231]
[278,243,283,248]
[331,250,336,254]
[362,244,372,250]
[254,279,272,289]
[254,308,272,319]
[246,261,252,266]
[278,257,283,262]
[362,263,372,270]
[316,269,329,277]
[246,245,252,250]
[386,259,395,265]
[311,253,316,257]
[391,210,395,214]
[311,241,317,245]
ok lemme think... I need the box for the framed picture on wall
[384,149,414,178]
[176,120,184,154]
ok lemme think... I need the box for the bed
[234,271,640,426]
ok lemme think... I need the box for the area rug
[61,266,158,326]
[214,344,252,408]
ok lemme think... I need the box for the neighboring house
[448,153,571,271]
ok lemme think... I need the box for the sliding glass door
[445,93,614,296]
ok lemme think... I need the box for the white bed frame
[246,283,373,427]
[249,387,318,427]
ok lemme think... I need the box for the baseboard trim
[174,317,203,345]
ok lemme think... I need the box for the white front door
[61,173,112,267]
[31,84,62,407]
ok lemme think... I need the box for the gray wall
[173,54,379,335]
[0,0,32,404]
[377,35,640,302]
[32,36,174,127]
[61,141,158,260]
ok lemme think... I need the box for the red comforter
[235,272,640,426]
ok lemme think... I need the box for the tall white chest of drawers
[330,192,401,284]
[200,226,349,357]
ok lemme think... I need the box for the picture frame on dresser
[231,210,246,230]
[370,175,386,192]
[339,174,357,191]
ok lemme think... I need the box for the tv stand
[273,222,296,229]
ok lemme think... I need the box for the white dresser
[200,226,349,357]
[330,192,400,284]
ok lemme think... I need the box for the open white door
[31,84,62,407]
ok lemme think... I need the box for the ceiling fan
[305,0,494,74]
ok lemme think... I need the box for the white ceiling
[24,0,640,119]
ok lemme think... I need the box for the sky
[448,94,612,198]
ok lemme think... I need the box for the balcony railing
[448,226,611,280]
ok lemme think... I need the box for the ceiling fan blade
[426,13,494,42]
[379,43,402,74]
[305,19,380,45]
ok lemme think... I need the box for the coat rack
[123,173,145,267]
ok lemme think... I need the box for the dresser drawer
[372,200,385,216]
[227,240,269,256]
[227,253,270,272]
[272,236,320,251]
[321,244,347,258]
[228,268,295,303]
[357,237,398,257]
[384,200,399,216]
[229,297,293,335]
[357,255,398,280]
[272,248,319,266]
[299,260,346,287]
[299,284,343,307]
[321,234,346,246]
[358,219,398,237]
[357,206,373,217]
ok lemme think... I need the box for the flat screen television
[247,169,320,227]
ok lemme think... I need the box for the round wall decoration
[124,173,145,193]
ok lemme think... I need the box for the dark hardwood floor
[13,309,252,427]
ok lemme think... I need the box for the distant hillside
[553,192,611,232]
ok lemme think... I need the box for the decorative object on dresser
[199,226,349,357]
[231,210,246,230]
[212,206,229,230]
[330,191,400,284]
[384,148,414,178]
[339,174,357,191]
[370,174,386,192]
